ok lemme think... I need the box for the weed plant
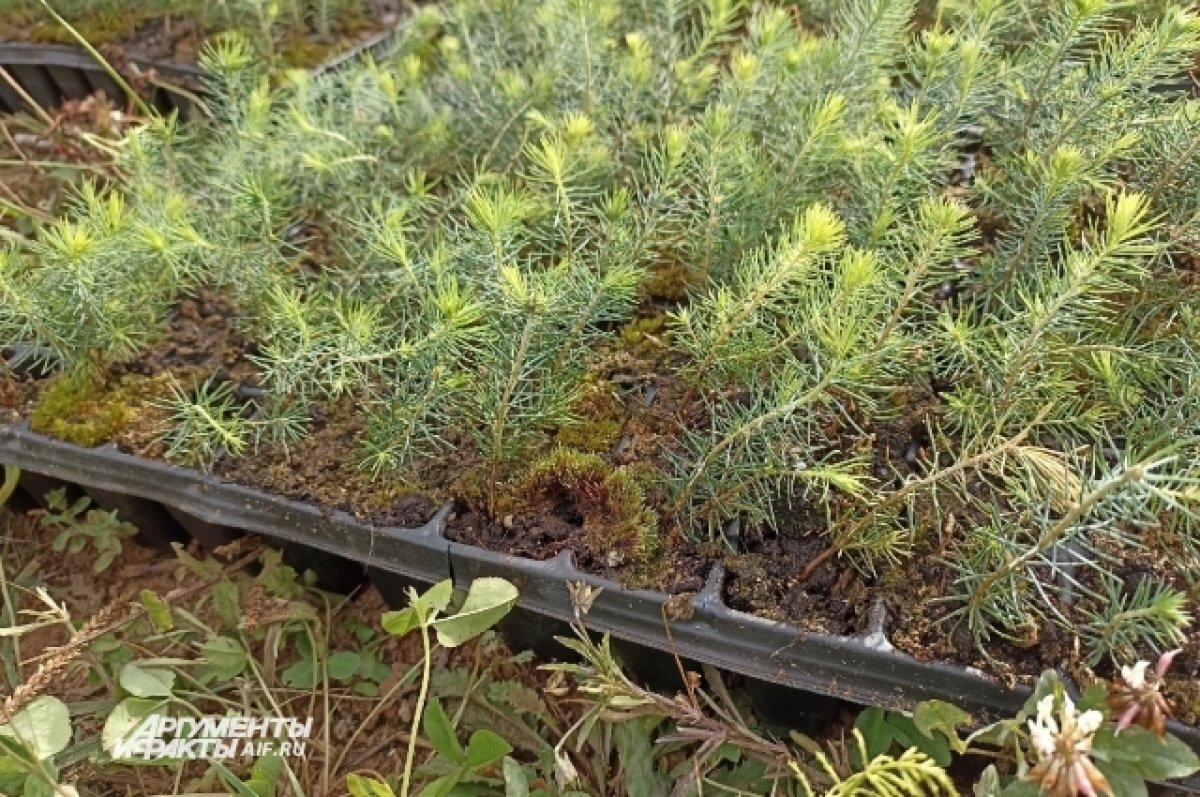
[2,0,1200,671]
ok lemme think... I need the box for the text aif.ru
[113,715,312,761]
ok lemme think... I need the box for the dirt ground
[0,505,538,796]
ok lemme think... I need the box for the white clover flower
[1028,694,1100,758]
[1076,709,1103,737]
[1111,650,1180,737]
[1036,695,1058,728]
[1120,660,1149,691]
[1029,695,1060,756]
[1026,693,1111,797]
[1029,717,1057,759]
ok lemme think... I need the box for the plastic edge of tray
[0,40,202,84]
[0,12,406,78]
[447,539,1028,718]
[3,418,1197,793]
[0,420,447,583]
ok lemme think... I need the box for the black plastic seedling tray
[0,41,201,116]
[1,421,1197,792]
[0,23,401,117]
[3,26,1198,793]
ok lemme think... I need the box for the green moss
[276,9,377,66]
[276,36,340,70]
[555,380,625,453]
[31,370,129,448]
[452,459,501,514]
[508,447,658,565]
[30,370,166,449]
[643,261,695,302]
[0,6,149,45]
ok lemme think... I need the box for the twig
[0,195,56,224]
[0,67,55,128]
[661,599,699,709]
[0,119,31,164]
[35,0,156,119]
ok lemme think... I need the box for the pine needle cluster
[4,0,1200,664]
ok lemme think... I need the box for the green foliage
[39,488,138,573]
[158,376,308,470]
[550,598,965,796]
[7,0,1200,666]
[3,523,1197,797]
[0,467,20,509]
[946,441,1199,652]
[415,698,513,796]
[0,696,76,797]
[379,577,519,797]
[0,188,173,370]
[854,702,971,768]
[1081,576,1192,666]
[810,732,958,797]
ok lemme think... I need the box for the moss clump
[29,370,170,449]
[0,10,150,46]
[31,371,130,448]
[642,261,695,302]
[277,38,340,70]
[509,448,658,566]
[555,380,625,454]
[275,10,377,68]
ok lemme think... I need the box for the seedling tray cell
[3,420,1198,792]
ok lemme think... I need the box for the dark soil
[1165,639,1200,728]
[445,508,717,595]
[217,398,439,529]
[726,526,872,637]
